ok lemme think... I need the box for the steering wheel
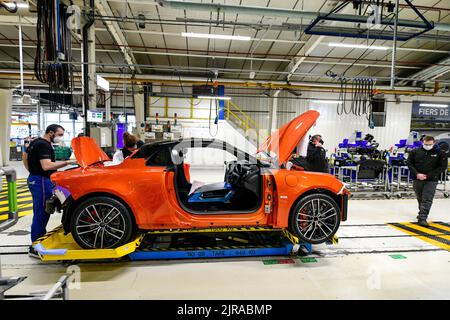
[225,160,255,187]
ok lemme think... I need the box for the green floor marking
[389,254,407,260]
[299,257,318,263]
[262,259,279,265]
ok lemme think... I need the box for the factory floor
[1,161,449,300]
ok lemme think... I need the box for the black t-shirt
[26,138,56,177]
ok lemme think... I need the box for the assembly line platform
[33,225,318,262]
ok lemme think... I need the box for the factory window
[42,112,84,145]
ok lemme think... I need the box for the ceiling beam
[282,1,344,82]
[95,0,141,73]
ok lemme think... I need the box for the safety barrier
[0,168,18,232]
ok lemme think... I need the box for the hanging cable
[34,0,74,112]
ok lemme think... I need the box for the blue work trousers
[27,174,54,243]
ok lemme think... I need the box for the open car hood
[72,137,110,168]
[258,110,320,164]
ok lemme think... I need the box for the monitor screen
[87,110,103,123]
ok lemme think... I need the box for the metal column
[390,0,400,89]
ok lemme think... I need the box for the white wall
[232,89,413,153]
[274,91,413,153]
[140,86,450,158]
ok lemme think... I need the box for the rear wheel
[70,197,134,249]
[289,194,340,244]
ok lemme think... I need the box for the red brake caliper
[299,209,308,230]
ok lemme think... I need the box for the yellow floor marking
[0,190,30,196]
[0,196,32,206]
[0,209,33,221]
[429,222,450,233]
[403,222,450,241]
[389,223,450,251]
[17,203,33,209]
[0,203,32,213]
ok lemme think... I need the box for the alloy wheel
[74,203,127,249]
[295,198,339,243]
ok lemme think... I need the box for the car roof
[133,138,256,162]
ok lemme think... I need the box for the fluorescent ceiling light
[419,103,448,108]
[310,100,343,104]
[4,2,29,8]
[182,32,251,41]
[328,42,388,51]
[198,96,232,100]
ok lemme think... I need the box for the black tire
[70,197,134,249]
[289,194,340,245]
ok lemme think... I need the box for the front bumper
[45,185,71,215]
[45,195,61,215]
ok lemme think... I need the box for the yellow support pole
[190,97,194,119]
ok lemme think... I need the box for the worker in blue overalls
[23,124,73,258]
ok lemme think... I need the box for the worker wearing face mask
[23,124,74,258]
[112,132,138,164]
[307,134,329,173]
[407,135,447,227]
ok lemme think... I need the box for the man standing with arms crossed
[23,124,74,257]
[407,135,447,227]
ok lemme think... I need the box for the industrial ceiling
[1,0,450,92]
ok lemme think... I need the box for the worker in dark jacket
[307,134,329,173]
[407,135,447,226]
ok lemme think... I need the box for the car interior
[173,148,263,214]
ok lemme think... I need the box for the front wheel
[289,194,340,244]
[70,197,134,249]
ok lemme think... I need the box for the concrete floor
[1,162,449,299]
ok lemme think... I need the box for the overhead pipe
[18,15,24,95]
[0,62,448,85]
[82,0,95,137]
[100,75,439,96]
[0,75,440,96]
[0,69,440,95]
[156,0,450,32]
[399,57,450,85]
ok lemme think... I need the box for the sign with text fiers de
[412,101,450,122]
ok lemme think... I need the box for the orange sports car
[48,110,348,249]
